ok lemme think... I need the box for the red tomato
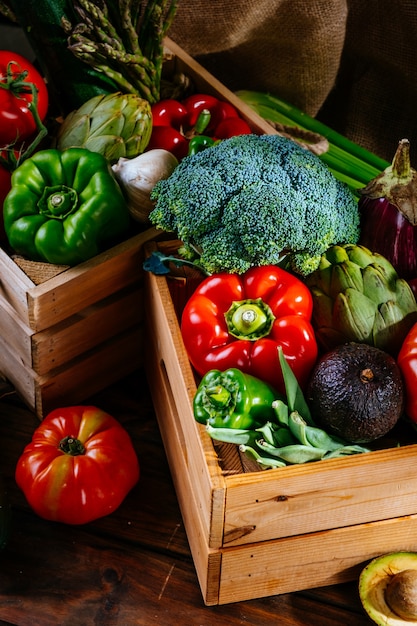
[0,51,49,145]
[15,406,140,525]
[151,99,188,128]
[215,117,253,139]
[147,125,189,159]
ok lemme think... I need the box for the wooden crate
[0,227,159,418]
[0,37,274,419]
[145,241,417,605]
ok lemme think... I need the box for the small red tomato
[147,125,189,159]
[151,99,188,129]
[210,101,240,128]
[215,117,253,139]
[0,51,49,145]
[181,93,220,128]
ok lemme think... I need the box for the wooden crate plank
[32,284,144,375]
[35,325,144,418]
[218,514,417,604]
[27,228,158,332]
[145,269,228,544]
[0,334,36,407]
[0,247,33,324]
[145,324,223,605]
[223,445,417,545]
[0,293,33,368]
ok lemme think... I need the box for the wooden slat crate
[145,240,417,606]
[0,37,274,419]
[0,228,158,418]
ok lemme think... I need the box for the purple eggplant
[358,138,417,280]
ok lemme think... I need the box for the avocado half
[359,552,417,625]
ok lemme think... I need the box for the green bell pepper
[3,147,131,265]
[193,368,281,429]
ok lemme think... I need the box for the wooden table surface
[0,371,373,626]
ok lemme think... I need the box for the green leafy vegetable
[150,134,360,276]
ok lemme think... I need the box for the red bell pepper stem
[225,298,275,339]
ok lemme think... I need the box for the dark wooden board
[0,372,371,625]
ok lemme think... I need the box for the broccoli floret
[149,134,360,276]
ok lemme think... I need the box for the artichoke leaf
[395,278,417,313]
[309,287,333,326]
[343,243,377,268]
[89,112,126,137]
[329,260,364,297]
[333,289,377,342]
[362,264,397,304]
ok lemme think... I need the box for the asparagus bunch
[61,0,178,103]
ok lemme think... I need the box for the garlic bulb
[112,149,178,222]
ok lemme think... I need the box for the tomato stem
[0,60,48,171]
[59,436,85,456]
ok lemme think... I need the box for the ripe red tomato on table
[15,406,140,525]
[0,50,49,146]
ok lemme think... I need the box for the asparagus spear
[61,0,178,103]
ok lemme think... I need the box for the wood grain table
[0,371,372,626]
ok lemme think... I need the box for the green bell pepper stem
[194,109,211,135]
[225,298,276,340]
[193,367,282,429]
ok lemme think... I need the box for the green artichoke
[305,243,417,356]
[56,92,152,164]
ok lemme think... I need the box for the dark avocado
[307,342,404,443]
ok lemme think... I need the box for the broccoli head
[149,134,360,275]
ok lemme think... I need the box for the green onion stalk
[236,90,390,195]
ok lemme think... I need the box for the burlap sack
[170,0,417,163]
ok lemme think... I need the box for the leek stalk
[236,90,390,195]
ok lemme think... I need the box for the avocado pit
[385,569,417,621]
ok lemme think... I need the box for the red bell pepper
[147,93,252,159]
[15,405,140,525]
[181,265,318,394]
[397,323,417,423]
